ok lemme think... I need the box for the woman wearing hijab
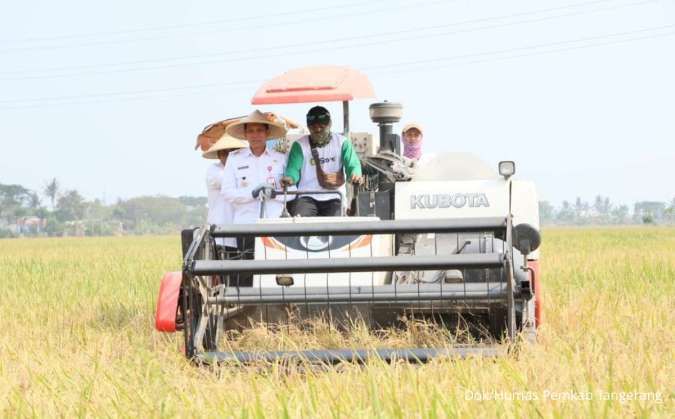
[401,122,423,161]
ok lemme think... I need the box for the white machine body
[395,180,539,244]
[397,153,541,259]
[252,153,540,289]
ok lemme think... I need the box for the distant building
[633,201,666,223]
[16,216,46,234]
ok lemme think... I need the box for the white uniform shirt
[295,133,347,202]
[206,162,236,247]
[221,147,287,225]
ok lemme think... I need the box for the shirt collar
[244,147,271,157]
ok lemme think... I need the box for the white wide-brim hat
[402,122,424,135]
[202,134,248,159]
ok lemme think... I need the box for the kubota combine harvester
[155,66,543,364]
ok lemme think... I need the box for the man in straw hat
[202,133,248,256]
[221,110,289,272]
[281,106,362,217]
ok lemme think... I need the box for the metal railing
[181,216,520,364]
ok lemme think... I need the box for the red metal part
[528,260,542,328]
[251,65,375,105]
[155,271,182,332]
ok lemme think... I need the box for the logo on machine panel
[269,235,361,252]
[410,193,490,209]
[299,235,333,251]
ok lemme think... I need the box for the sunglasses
[307,114,330,125]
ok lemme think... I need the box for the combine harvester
[155,66,543,364]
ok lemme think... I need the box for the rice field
[0,227,673,418]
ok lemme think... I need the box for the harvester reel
[192,276,220,353]
[172,216,539,364]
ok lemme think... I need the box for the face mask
[403,133,423,160]
[309,124,331,146]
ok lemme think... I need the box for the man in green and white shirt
[281,106,362,217]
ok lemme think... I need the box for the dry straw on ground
[1,228,673,417]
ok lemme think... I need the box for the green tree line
[1,180,673,238]
[539,196,675,225]
[0,179,206,238]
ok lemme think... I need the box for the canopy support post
[342,100,350,135]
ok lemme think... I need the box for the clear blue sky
[1,0,673,206]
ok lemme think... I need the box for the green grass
[0,228,673,417]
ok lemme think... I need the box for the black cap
[306,106,331,126]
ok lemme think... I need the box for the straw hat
[194,116,244,151]
[226,110,287,140]
[264,112,300,130]
[202,133,248,159]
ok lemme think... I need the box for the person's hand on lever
[251,184,276,199]
[280,176,295,188]
[350,174,363,185]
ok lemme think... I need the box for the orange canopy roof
[251,65,375,105]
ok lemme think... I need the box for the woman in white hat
[203,133,248,255]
